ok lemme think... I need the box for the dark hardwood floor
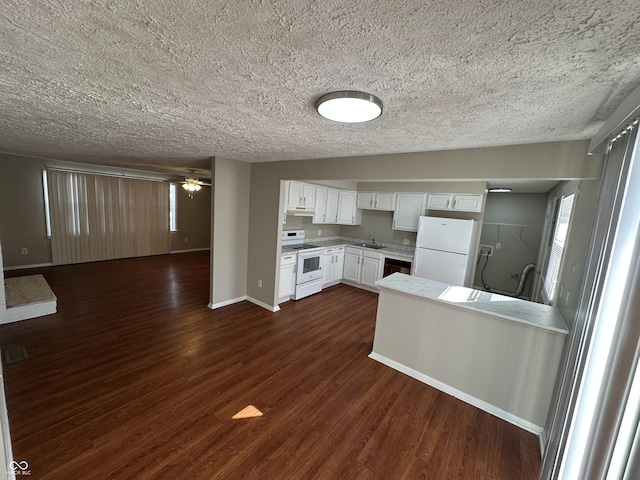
[1,252,540,479]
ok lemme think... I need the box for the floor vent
[3,345,28,364]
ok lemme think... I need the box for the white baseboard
[3,262,53,271]
[170,248,211,254]
[208,296,246,309]
[368,351,543,436]
[208,296,280,313]
[246,296,280,312]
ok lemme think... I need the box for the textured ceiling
[1,0,639,174]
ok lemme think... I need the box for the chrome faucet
[371,237,377,246]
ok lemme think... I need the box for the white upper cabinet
[374,192,396,211]
[357,191,396,211]
[313,187,328,223]
[325,189,340,223]
[451,194,483,212]
[313,187,340,224]
[356,192,375,209]
[393,193,426,231]
[286,181,315,208]
[426,194,451,210]
[426,193,484,213]
[337,191,362,225]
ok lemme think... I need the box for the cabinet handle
[452,198,456,209]
[284,256,293,259]
[323,214,326,221]
[371,199,374,207]
[352,216,354,223]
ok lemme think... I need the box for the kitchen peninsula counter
[370,273,568,433]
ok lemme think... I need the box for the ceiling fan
[180,170,211,197]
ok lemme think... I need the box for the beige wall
[243,140,602,309]
[0,152,202,268]
[474,193,548,295]
[0,154,51,267]
[170,184,211,251]
[209,157,250,307]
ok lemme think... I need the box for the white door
[279,261,296,299]
[452,194,483,212]
[393,193,426,231]
[314,187,328,223]
[302,184,316,208]
[323,252,334,285]
[343,252,361,282]
[325,189,339,223]
[361,256,381,288]
[375,192,396,211]
[357,192,375,209]
[287,181,304,207]
[333,253,345,282]
[337,191,357,224]
[412,248,469,286]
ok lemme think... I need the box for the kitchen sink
[359,243,385,249]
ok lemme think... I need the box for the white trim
[208,296,247,310]
[246,297,281,312]
[3,263,53,271]
[540,428,548,456]
[368,351,543,435]
[170,248,211,254]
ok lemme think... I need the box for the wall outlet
[318,229,322,236]
[496,242,502,249]
[479,245,493,257]
[184,237,189,243]
[258,279,262,288]
[21,247,28,255]
[403,239,410,245]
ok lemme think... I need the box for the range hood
[286,206,315,217]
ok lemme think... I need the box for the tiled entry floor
[4,274,57,323]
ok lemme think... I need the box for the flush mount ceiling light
[488,188,513,193]
[316,91,383,123]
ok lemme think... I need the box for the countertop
[376,273,568,335]
[282,237,415,259]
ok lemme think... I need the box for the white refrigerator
[411,216,478,286]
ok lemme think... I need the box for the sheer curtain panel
[47,169,170,265]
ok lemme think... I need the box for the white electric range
[282,230,324,300]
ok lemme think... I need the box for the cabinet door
[337,191,358,224]
[279,260,296,300]
[313,187,328,224]
[333,253,345,282]
[302,184,316,208]
[286,181,304,207]
[393,193,426,231]
[452,194,483,212]
[375,192,396,211]
[325,189,340,223]
[343,252,361,283]
[357,192,375,209]
[426,194,451,210]
[361,256,381,288]
[322,252,334,285]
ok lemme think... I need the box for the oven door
[296,250,323,284]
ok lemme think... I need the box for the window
[542,192,575,303]
[169,183,178,232]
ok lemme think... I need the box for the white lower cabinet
[279,253,296,302]
[343,247,383,290]
[323,247,345,286]
[343,248,360,283]
[361,251,383,289]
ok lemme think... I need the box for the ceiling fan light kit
[316,91,383,123]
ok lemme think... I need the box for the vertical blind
[47,169,170,265]
[542,193,575,303]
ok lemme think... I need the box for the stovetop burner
[286,243,321,250]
